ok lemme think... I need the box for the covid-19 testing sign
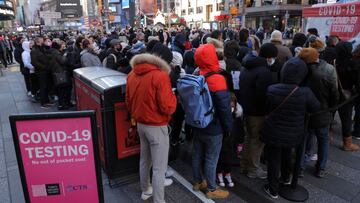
[9,111,104,203]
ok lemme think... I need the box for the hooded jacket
[80,48,102,67]
[335,41,356,90]
[239,52,273,116]
[126,53,177,126]
[193,44,233,136]
[261,57,320,147]
[21,41,34,73]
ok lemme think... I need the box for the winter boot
[343,136,359,151]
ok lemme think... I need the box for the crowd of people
[7,26,360,202]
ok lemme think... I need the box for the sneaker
[353,134,360,140]
[193,180,207,191]
[165,167,174,178]
[206,188,229,199]
[217,173,225,187]
[310,154,318,161]
[141,186,153,200]
[315,169,328,178]
[280,177,291,185]
[247,169,267,179]
[263,185,278,199]
[40,105,50,109]
[164,178,173,186]
[27,91,32,96]
[224,174,234,187]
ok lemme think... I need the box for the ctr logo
[66,184,88,192]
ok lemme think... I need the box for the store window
[287,0,301,4]
[196,6,203,14]
[217,3,225,11]
[188,8,194,15]
[181,9,186,15]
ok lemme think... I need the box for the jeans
[192,133,222,190]
[137,124,169,203]
[266,146,292,194]
[353,98,360,136]
[300,127,329,170]
[338,102,354,138]
[313,127,329,170]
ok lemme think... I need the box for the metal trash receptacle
[74,67,140,183]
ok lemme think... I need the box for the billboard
[57,0,83,18]
[122,0,129,9]
[140,0,156,14]
[0,0,15,20]
[9,111,104,203]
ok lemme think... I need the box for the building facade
[176,0,332,30]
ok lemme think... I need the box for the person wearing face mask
[270,30,292,68]
[298,48,339,178]
[80,39,102,67]
[31,37,54,108]
[259,43,281,83]
[103,39,124,70]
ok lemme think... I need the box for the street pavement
[1,65,360,203]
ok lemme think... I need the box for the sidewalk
[1,66,360,203]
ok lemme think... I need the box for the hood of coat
[194,44,220,74]
[336,41,353,59]
[22,41,31,52]
[242,52,267,70]
[130,53,171,75]
[281,57,308,85]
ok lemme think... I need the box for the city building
[175,0,332,31]
[175,0,231,30]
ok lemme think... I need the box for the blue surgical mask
[247,39,253,49]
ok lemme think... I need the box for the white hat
[270,30,283,43]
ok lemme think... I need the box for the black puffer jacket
[30,45,49,73]
[307,60,339,128]
[261,57,320,147]
[336,41,357,90]
[237,42,251,63]
[238,53,273,116]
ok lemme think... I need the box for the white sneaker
[164,178,173,186]
[27,91,32,96]
[165,167,174,178]
[224,174,234,187]
[310,154,318,161]
[217,173,225,187]
[141,186,153,200]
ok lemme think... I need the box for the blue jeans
[301,127,329,170]
[192,133,222,190]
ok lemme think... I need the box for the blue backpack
[177,72,217,128]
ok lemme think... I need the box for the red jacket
[126,53,177,126]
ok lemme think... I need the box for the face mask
[267,58,276,66]
[247,39,253,49]
[45,42,52,47]
[231,107,235,112]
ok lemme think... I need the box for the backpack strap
[267,86,299,118]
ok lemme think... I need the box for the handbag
[52,71,69,87]
[266,86,299,118]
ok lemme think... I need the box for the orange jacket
[126,53,177,126]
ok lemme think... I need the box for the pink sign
[11,113,103,203]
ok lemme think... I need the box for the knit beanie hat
[171,51,183,67]
[298,48,319,64]
[259,43,278,58]
[151,43,173,64]
[270,30,283,43]
[309,35,325,52]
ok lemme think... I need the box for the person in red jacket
[126,52,177,203]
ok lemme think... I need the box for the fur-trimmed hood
[130,53,171,75]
